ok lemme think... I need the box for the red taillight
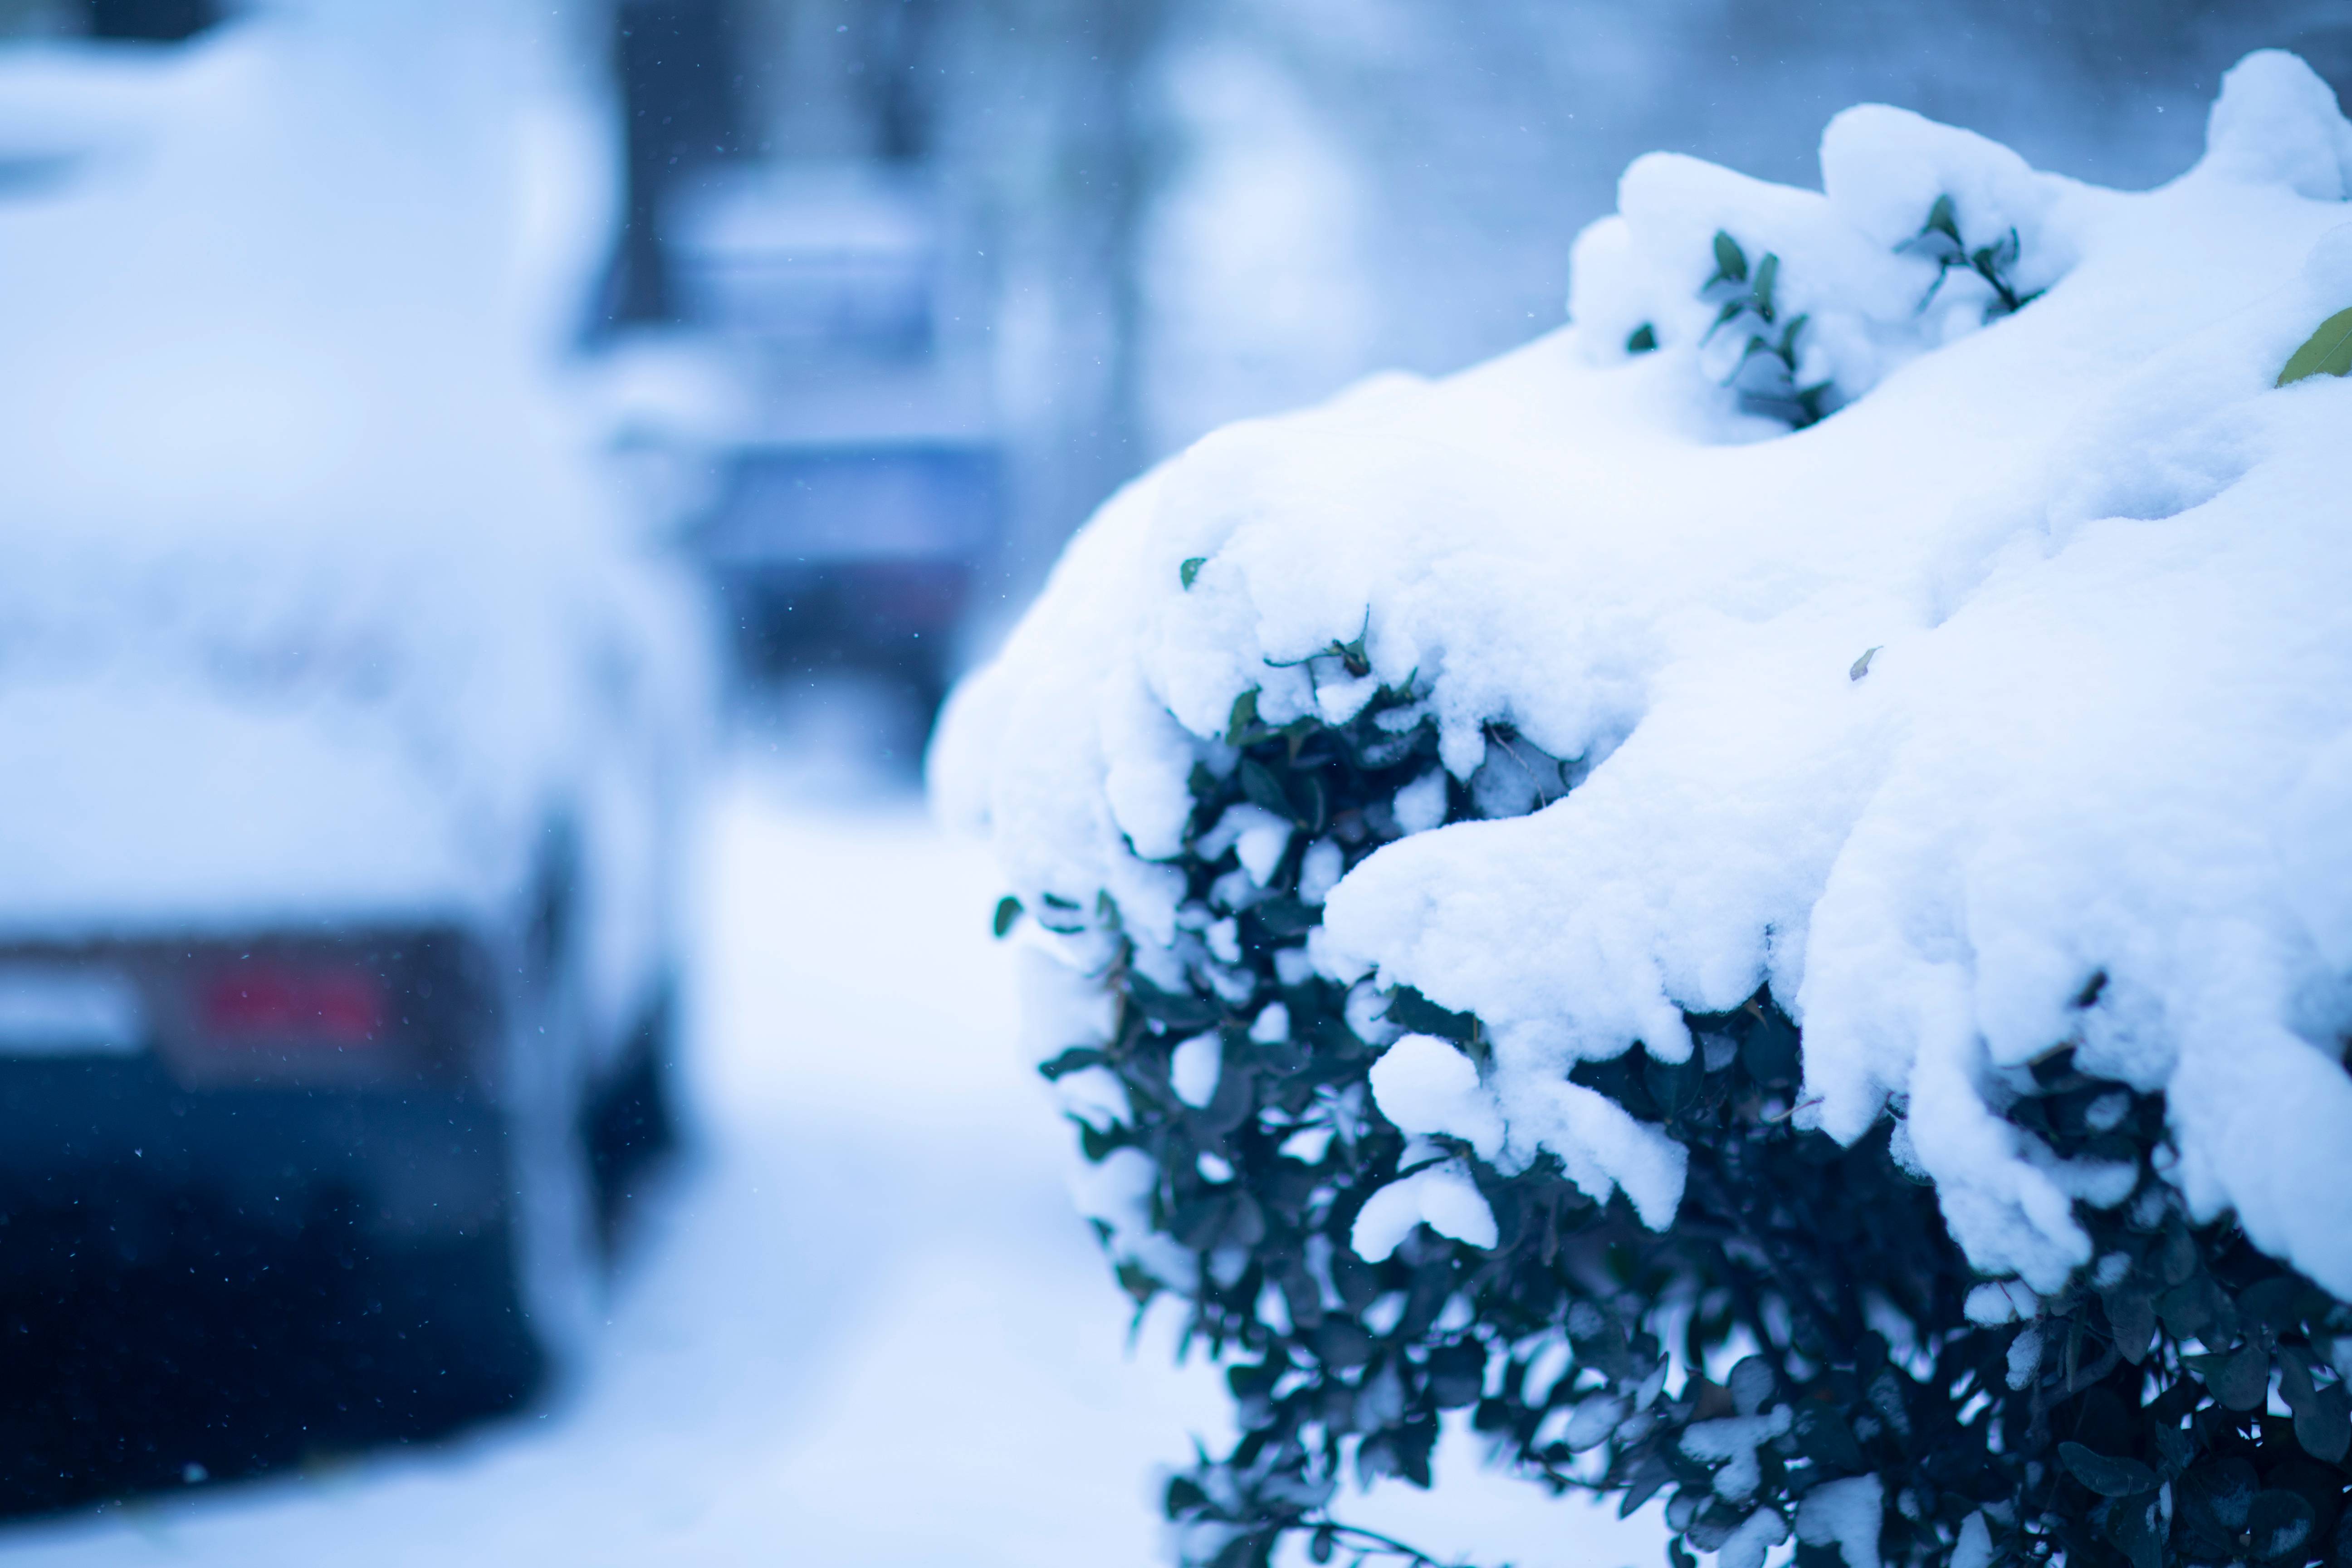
[196,962,387,1047]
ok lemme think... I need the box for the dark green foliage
[1701,230,1834,428]
[1031,660,2352,1568]
[1901,195,2042,321]
[1685,196,2044,433]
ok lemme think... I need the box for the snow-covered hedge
[934,51,2352,1568]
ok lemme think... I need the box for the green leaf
[1617,1454,1673,1518]
[1626,322,1659,354]
[1700,298,1749,346]
[1256,1033,1313,1080]
[1335,617,1371,677]
[1925,194,1961,244]
[1426,1339,1486,1408]
[1252,895,1320,940]
[1225,688,1261,746]
[2058,1441,2157,1498]
[992,894,1023,938]
[1074,1115,1130,1161]
[1205,1533,1262,1568]
[1750,252,1780,319]
[2158,1223,2198,1286]
[1034,890,1087,932]
[2101,1285,2156,1365]
[1240,758,1297,824]
[1180,556,1208,589]
[1384,987,1477,1045]
[1741,1006,1801,1084]
[1687,1508,1744,1553]
[1227,1356,1284,1402]
[1316,1316,1375,1370]
[1849,645,1882,682]
[2102,1489,2166,1568]
[1792,1405,1868,1474]
[1711,230,1749,286]
[2156,1270,2220,1338]
[2279,1348,2352,1462]
[2278,305,2352,386]
[1130,973,1222,1031]
[2151,1422,2195,1476]
[1169,1192,1230,1250]
[2247,1489,2317,1562]
[1644,1049,1703,1119]
[1038,1045,1108,1081]
[1393,1415,1438,1488]
[1294,768,1328,832]
[1724,333,1778,385]
[2237,1274,2306,1332]
[2186,1340,2269,1412]
[2181,1457,2259,1541]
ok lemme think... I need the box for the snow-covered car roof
[0,678,489,941]
[0,7,693,933]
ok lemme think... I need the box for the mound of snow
[933,52,2352,1299]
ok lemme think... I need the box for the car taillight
[194,962,388,1048]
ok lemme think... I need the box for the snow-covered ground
[0,742,1666,1567]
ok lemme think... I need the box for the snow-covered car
[0,5,704,1418]
[654,163,1007,715]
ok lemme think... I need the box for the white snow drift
[934,53,2352,1304]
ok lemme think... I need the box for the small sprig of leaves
[1902,195,2042,321]
[1700,230,1834,429]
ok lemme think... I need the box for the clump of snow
[1566,100,2082,426]
[934,53,2352,1300]
[1795,1474,1885,1568]
[1963,1280,2039,1326]
[2005,1325,2044,1391]
[1680,1405,1792,1501]
[1197,802,1295,886]
[1367,1034,1504,1159]
[1349,1158,1496,1263]
[1562,1392,1628,1451]
[1951,1511,1998,1568]
[1714,1506,1792,1568]
[1170,1032,1224,1108]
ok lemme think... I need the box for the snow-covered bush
[934,51,2352,1568]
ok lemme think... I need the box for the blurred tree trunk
[603,0,747,327]
[934,0,1174,587]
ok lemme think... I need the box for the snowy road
[0,767,1663,1566]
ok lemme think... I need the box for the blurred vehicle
[0,2,703,1498]
[634,163,1006,718]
